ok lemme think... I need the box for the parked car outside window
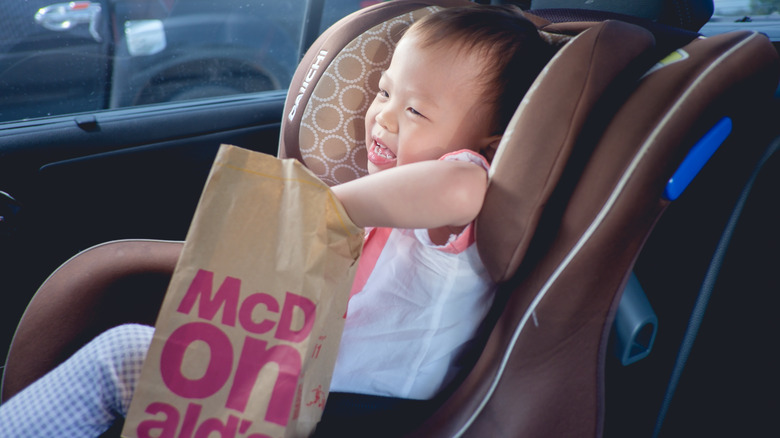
[0,0,370,123]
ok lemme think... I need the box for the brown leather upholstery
[477,19,655,283]
[409,23,779,438]
[1,240,182,402]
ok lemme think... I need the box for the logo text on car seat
[288,50,328,122]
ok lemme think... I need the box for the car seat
[2,1,777,437]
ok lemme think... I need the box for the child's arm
[331,159,487,229]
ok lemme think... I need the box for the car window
[0,0,366,124]
[701,0,780,43]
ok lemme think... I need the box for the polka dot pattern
[299,7,440,186]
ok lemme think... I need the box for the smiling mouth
[367,138,397,166]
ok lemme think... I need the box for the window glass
[320,0,385,34]
[703,0,780,42]
[713,0,773,15]
[0,0,365,123]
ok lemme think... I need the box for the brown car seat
[2,1,778,437]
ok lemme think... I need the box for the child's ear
[480,135,502,163]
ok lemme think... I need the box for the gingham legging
[0,324,153,437]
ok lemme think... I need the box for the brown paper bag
[122,144,363,438]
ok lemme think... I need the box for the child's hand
[332,159,487,230]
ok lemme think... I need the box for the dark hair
[408,5,554,134]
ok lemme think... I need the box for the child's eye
[378,89,389,98]
[408,107,426,118]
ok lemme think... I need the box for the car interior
[1,0,779,437]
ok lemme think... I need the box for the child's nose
[375,107,397,133]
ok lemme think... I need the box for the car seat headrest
[279,0,570,186]
[280,0,476,185]
[530,0,714,32]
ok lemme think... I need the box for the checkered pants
[0,324,153,437]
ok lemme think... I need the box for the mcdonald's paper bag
[122,144,363,438]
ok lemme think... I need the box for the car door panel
[0,92,286,358]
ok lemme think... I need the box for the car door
[0,0,366,363]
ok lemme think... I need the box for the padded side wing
[412,28,778,438]
[1,240,181,402]
[477,19,655,283]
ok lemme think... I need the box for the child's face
[364,32,498,174]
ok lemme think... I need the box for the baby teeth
[374,141,394,159]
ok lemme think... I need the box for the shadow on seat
[2,0,777,437]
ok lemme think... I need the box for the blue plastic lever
[663,117,732,201]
